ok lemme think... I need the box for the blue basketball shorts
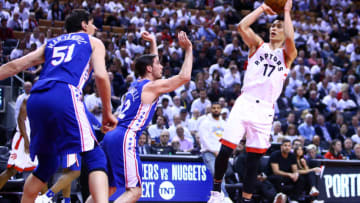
[101,127,142,189]
[27,82,98,160]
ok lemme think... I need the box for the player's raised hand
[261,3,277,15]
[141,31,156,43]
[177,31,192,51]
[101,113,118,133]
[284,0,292,12]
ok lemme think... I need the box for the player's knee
[129,187,142,200]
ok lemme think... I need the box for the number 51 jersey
[32,33,92,92]
[242,42,290,104]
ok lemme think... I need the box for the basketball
[264,0,287,14]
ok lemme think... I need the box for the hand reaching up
[177,31,192,51]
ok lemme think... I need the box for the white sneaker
[224,196,233,203]
[309,186,320,196]
[208,191,224,203]
[34,195,53,203]
[273,192,287,203]
[312,200,324,203]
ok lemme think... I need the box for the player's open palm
[178,31,192,50]
[141,31,155,43]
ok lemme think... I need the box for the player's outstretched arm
[90,37,117,132]
[142,31,192,103]
[0,45,45,80]
[237,3,275,51]
[142,31,158,56]
[283,0,297,67]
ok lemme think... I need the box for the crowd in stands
[1,0,360,202]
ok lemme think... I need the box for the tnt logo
[158,181,175,200]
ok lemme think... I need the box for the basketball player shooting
[208,0,297,203]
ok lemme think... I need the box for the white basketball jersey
[242,42,289,104]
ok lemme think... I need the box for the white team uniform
[7,117,38,172]
[221,42,289,153]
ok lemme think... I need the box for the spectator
[322,88,338,113]
[7,12,22,31]
[314,114,333,146]
[198,103,230,200]
[138,131,152,155]
[291,86,310,112]
[341,138,354,159]
[351,126,360,144]
[147,115,166,142]
[284,124,299,143]
[223,64,241,89]
[293,146,321,197]
[23,12,37,32]
[172,125,193,152]
[347,115,360,137]
[338,91,357,112]
[297,113,315,142]
[268,139,302,202]
[350,144,360,160]
[0,18,13,41]
[324,139,344,160]
[191,89,211,115]
[151,130,175,155]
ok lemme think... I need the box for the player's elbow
[179,75,191,83]
[237,23,246,33]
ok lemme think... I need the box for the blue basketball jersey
[32,33,92,92]
[117,79,158,137]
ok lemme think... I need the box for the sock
[45,189,55,198]
[63,197,71,203]
[213,179,222,192]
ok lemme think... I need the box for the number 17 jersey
[242,42,289,104]
[32,33,92,92]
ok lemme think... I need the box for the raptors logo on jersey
[242,42,289,104]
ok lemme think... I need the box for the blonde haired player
[208,1,297,203]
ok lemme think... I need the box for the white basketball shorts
[7,132,38,172]
[221,94,274,153]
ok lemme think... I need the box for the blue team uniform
[27,33,106,182]
[102,79,158,189]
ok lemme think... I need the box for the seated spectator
[147,115,166,142]
[350,144,360,160]
[341,138,354,159]
[268,139,302,202]
[172,125,193,152]
[314,114,333,146]
[151,130,175,155]
[347,115,360,137]
[338,91,357,112]
[138,131,151,155]
[338,124,349,143]
[351,126,360,144]
[284,124,300,143]
[305,144,323,168]
[297,113,315,142]
[0,18,13,41]
[271,121,284,143]
[191,89,211,115]
[7,12,22,31]
[324,139,344,160]
[291,86,310,112]
[321,88,339,113]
